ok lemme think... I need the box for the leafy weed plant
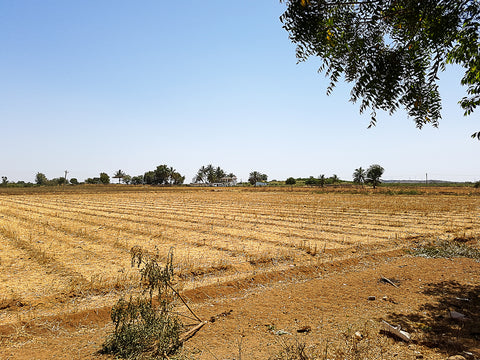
[101,247,183,359]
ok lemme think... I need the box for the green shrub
[285,177,296,185]
[101,248,184,359]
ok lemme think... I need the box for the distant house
[191,176,238,187]
[220,176,237,186]
[255,182,267,187]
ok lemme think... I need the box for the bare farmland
[0,187,479,358]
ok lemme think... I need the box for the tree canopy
[249,171,268,185]
[194,165,232,184]
[113,170,126,184]
[280,0,480,138]
[365,164,384,189]
[35,172,48,185]
[144,165,185,185]
[353,167,366,184]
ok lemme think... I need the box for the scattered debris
[368,296,376,301]
[380,276,399,288]
[209,309,233,323]
[296,325,311,333]
[354,331,363,341]
[274,329,291,336]
[380,320,411,342]
[382,295,398,304]
[455,297,470,302]
[449,310,467,320]
[179,321,208,343]
[461,351,475,360]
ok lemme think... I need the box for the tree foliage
[249,171,268,185]
[280,0,480,136]
[100,172,110,185]
[353,167,366,184]
[35,172,48,185]
[318,174,325,187]
[113,170,126,184]
[102,248,183,359]
[285,177,297,185]
[365,164,384,189]
[194,164,230,184]
[144,165,184,186]
[131,175,144,185]
[305,176,318,185]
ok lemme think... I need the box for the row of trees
[28,165,186,187]
[287,174,340,187]
[4,164,385,188]
[283,165,385,188]
[89,166,186,186]
[193,164,235,184]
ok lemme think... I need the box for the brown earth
[1,248,479,360]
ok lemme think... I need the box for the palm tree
[353,167,366,185]
[205,164,215,183]
[365,164,384,189]
[318,174,325,187]
[195,166,207,183]
[113,170,126,184]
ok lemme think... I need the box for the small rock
[447,356,466,360]
[450,310,467,320]
[368,296,376,301]
[354,331,363,340]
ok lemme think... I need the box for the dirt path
[1,251,479,359]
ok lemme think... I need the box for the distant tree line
[284,165,384,189]
[3,163,478,189]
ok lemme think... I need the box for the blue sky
[1,0,478,183]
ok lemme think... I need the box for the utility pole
[64,170,68,187]
[425,173,428,185]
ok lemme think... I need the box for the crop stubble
[0,187,478,327]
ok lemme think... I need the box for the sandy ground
[1,248,479,360]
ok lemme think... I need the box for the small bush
[285,177,296,185]
[101,248,184,359]
[102,296,182,358]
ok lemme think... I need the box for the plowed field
[0,186,479,359]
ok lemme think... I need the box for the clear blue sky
[1,0,478,183]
